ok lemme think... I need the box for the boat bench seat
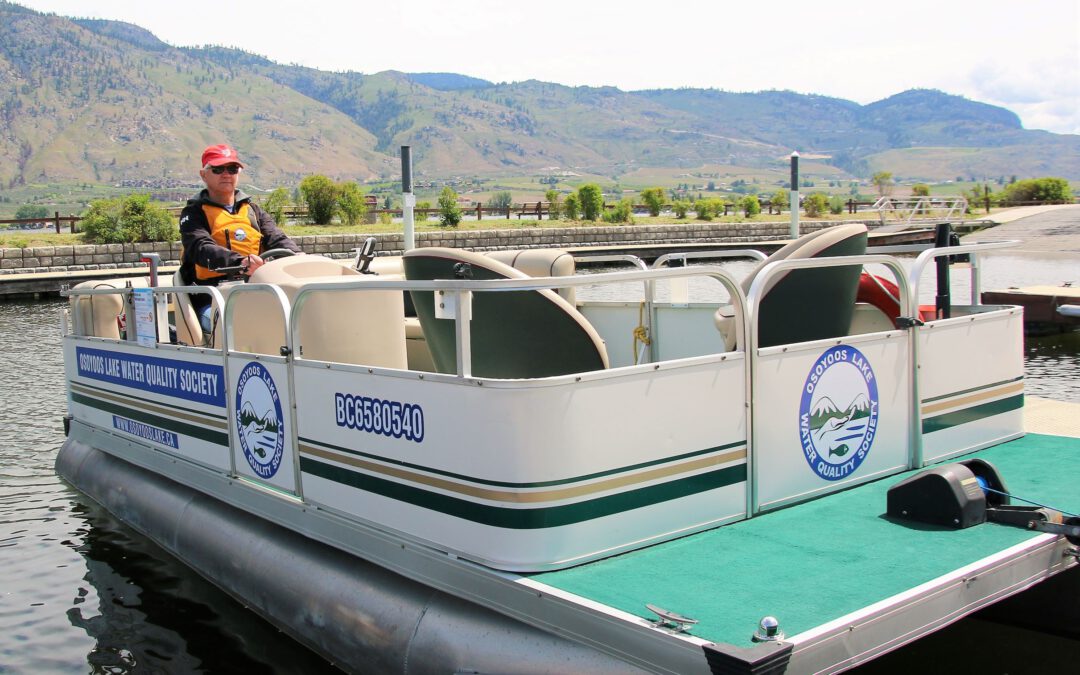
[69,276,150,339]
[229,255,407,368]
[402,247,608,378]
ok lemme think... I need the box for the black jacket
[179,189,300,285]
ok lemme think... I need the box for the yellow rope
[632,301,651,364]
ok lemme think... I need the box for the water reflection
[1025,330,1080,403]
[64,499,337,674]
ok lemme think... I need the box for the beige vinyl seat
[484,249,578,305]
[402,247,608,378]
[172,270,212,346]
[234,255,407,368]
[69,276,150,338]
[717,223,869,349]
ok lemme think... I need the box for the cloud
[962,57,1079,134]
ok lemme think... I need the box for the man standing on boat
[179,144,302,330]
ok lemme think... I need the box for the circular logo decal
[799,345,879,481]
[235,361,285,479]
[234,227,247,241]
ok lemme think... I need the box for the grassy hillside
[0,5,387,187]
[0,0,1077,204]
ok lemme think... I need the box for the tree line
[50,174,1077,244]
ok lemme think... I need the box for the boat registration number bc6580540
[334,393,425,443]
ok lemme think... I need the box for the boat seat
[402,247,609,378]
[371,249,578,306]
[69,276,149,339]
[236,255,407,368]
[374,250,578,372]
[171,270,211,347]
[717,223,868,349]
[330,255,435,370]
[484,249,577,305]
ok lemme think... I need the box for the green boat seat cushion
[717,223,869,349]
[403,248,609,378]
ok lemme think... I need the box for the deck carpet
[533,433,1079,646]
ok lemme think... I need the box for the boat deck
[530,400,1080,657]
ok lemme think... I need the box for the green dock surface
[534,433,1079,646]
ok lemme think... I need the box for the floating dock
[981,285,1080,334]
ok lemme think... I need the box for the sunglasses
[210,165,241,175]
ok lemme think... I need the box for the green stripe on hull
[922,394,1024,434]
[72,391,229,446]
[300,456,746,529]
[300,436,745,489]
[921,376,1023,404]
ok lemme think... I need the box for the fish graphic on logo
[235,362,285,479]
[798,345,879,481]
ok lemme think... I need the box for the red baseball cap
[201,144,245,168]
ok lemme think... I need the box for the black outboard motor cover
[887,462,988,528]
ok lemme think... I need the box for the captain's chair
[718,223,868,349]
[403,248,608,378]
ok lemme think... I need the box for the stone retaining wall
[0,221,850,275]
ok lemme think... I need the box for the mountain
[847,393,871,414]
[1,1,1076,189]
[406,73,494,91]
[811,396,841,417]
[239,401,278,434]
[0,3,389,186]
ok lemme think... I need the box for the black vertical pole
[789,152,799,238]
[934,223,951,319]
[401,146,414,250]
[401,146,412,193]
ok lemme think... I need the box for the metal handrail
[652,249,767,268]
[573,254,648,270]
[288,265,750,371]
[907,239,1019,307]
[745,253,913,512]
[63,284,226,346]
[221,283,292,355]
[746,254,913,350]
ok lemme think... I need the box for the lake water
[1,250,1077,672]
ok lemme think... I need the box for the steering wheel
[212,249,298,281]
[261,248,298,262]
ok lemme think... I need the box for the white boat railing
[651,249,768,268]
[61,239,1024,527]
[744,253,912,513]
[746,253,914,351]
[285,265,750,377]
[908,239,1020,307]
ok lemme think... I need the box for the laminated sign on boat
[56,223,1078,673]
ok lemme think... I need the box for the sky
[14,0,1080,135]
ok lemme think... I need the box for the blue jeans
[198,303,214,332]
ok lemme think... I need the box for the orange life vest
[194,203,263,280]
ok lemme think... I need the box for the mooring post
[401,146,415,251]
[934,223,951,319]
[790,151,800,239]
